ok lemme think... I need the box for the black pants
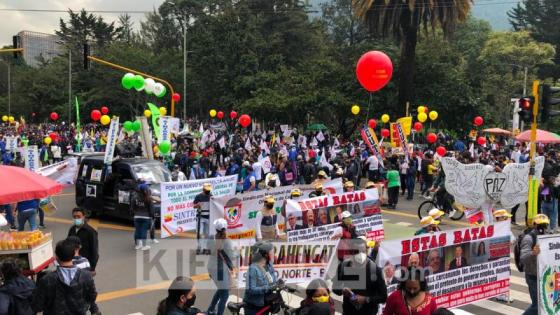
[400,174,407,194]
[388,186,399,207]
[511,201,530,225]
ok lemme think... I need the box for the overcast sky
[0,0,166,46]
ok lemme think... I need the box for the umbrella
[307,124,328,132]
[515,129,560,143]
[0,166,62,204]
[483,128,512,136]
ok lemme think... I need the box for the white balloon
[153,83,164,96]
[144,78,156,94]
[124,72,135,80]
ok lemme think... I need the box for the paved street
[39,186,532,315]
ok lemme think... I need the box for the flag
[333,138,340,148]
[316,131,325,142]
[395,122,409,158]
[396,117,412,136]
[310,137,318,147]
[218,136,226,149]
[260,140,270,154]
[320,152,333,171]
[245,137,252,151]
[271,133,276,146]
[199,123,204,134]
[298,134,307,147]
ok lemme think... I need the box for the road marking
[53,192,75,197]
[382,208,471,227]
[127,313,144,315]
[395,222,413,227]
[97,273,209,303]
[470,299,523,315]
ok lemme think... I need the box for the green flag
[75,97,82,152]
[147,103,161,140]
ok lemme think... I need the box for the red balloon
[230,111,238,120]
[426,133,437,144]
[50,112,58,121]
[239,114,251,128]
[436,146,447,156]
[381,128,390,138]
[49,132,58,141]
[172,93,181,102]
[368,119,377,129]
[474,116,484,126]
[217,111,224,119]
[413,122,423,132]
[91,110,102,121]
[356,51,393,92]
[101,106,109,115]
[477,136,487,146]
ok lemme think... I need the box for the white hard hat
[214,218,227,231]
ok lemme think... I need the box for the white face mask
[354,253,367,264]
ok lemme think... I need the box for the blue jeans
[134,218,151,241]
[406,174,415,199]
[541,198,558,230]
[1,205,15,226]
[523,274,538,315]
[208,288,229,315]
[17,209,37,231]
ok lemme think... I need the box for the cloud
[0,0,164,46]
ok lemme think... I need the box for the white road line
[471,299,524,315]
[510,274,527,287]
[395,222,413,227]
[127,313,144,315]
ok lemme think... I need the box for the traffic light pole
[527,80,540,226]
[86,55,177,117]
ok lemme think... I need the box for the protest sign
[6,136,17,152]
[160,175,237,238]
[537,235,560,315]
[24,145,39,172]
[210,179,343,239]
[284,189,383,242]
[377,221,511,309]
[159,116,171,144]
[361,127,381,157]
[395,122,409,158]
[103,117,119,165]
[235,239,338,288]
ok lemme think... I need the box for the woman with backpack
[0,259,35,315]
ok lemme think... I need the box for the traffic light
[518,96,534,124]
[12,35,19,59]
[83,43,90,70]
[541,84,560,123]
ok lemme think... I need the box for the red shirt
[382,290,437,315]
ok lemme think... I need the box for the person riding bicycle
[243,242,278,315]
[429,165,456,216]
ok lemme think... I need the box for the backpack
[514,228,537,272]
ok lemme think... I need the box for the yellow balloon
[44,137,52,145]
[8,116,14,123]
[417,106,426,113]
[1,115,7,122]
[144,109,152,118]
[100,115,111,126]
[159,107,167,116]
[351,105,360,115]
[417,112,428,123]
[209,109,217,117]
[381,114,390,123]
[429,110,438,121]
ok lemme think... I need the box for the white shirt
[511,150,521,163]
[366,155,379,171]
[400,161,409,175]
[252,161,263,181]
[51,145,61,159]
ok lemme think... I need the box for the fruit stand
[0,231,54,276]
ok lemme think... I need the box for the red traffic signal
[518,96,534,123]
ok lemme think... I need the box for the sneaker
[135,244,142,250]
[151,239,159,244]
[141,245,151,251]
[39,224,46,229]
[448,210,457,218]
[9,225,17,231]
[495,295,514,303]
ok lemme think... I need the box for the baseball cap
[214,218,227,231]
[428,208,445,220]
[290,188,302,197]
[342,211,352,219]
[264,195,275,204]
[534,214,550,225]
[344,181,354,188]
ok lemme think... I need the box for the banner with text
[284,189,384,242]
[25,145,39,172]
[537,235,560,315]
[160,175,237,238]
[103,117,119,165]
[378,222,511,309]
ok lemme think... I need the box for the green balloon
[121,73,134,90]
[123,121,133,131]
[132,120,141,132]
[159,140,171,154]
[156,85,167,98]
[133,75,145,90]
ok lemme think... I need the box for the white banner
[36,158,78,185]
[259,156,272,174]
[285,189,383,242]
[6,136,17,152]
[169,117,181,134]
[159,116,171,144]
[25,145,39,172]
[160,175,237,238]
[104,117,120,165]
[537,235,560,315]
[378,222,511,309]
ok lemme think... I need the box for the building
[16,31,62,68]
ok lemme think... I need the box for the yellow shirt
[428,164,437,175]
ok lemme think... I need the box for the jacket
[68,223,99,271]
[32,267,97,315]
[0,275,35,315]
[520,229,539,276]
[243,263,277,307]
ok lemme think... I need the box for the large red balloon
[172,93,181,102]
[50,112,58,121]
[436,146,447,156]
[49,132,58,142]
[381,128,390,138]
[368,119,377,129]
[230,111,238,120]
[356,51,393,92]
[91,110,102,121]
[101,106,109,115]
[477,136,487,146]
[239,114,251,128]
[413,122,423,132]
[473,116,484,126]
[427,133,437,144]
[217,111,224,119]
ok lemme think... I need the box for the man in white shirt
[365,154,379,182]
[511,146,521,163]
[252,158,263,187]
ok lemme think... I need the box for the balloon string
[366,92,373,124]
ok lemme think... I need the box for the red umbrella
[515,129,560,144]
[0,166,62,204]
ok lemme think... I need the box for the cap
[290,188,302,197]
[493,209,512,218]
[269,174,278,181]
[344,181,354,188]
[203,183,212,191]
[342,211,352,219]
[365,181,375,189]
[214,218,227,231]
[534,213,550,225]
[428,208,445,220]
[420,216,440,227]
[317,170,327,178]
[138,183,150,192]
[264,195,275,204]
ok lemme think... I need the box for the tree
[352,0,473,109]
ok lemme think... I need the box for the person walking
[386,164,401,209]
[207,219,237,315]
[67,208,99,274]
[157,277,203,315]
[243,242,277,315]
[382,267,438,315]
[15,199,39,231]
[131,182,153,251]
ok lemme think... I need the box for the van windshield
[132,164,171,183]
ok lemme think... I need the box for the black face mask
[204,190,211,195]
[182,294,196,309]
[405,290,419,299]
[316,189,322,194]
[265,203,274,209]
[537,224,548,234]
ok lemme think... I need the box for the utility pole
[523,66,528,96]
[68,50,72,124]
[7,63,10,116]
[183,29,187,122]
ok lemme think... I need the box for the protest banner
[397,116,412,136]
[395,122,409,158]
[537,235,560,315]
[159,116,171,144]
[103,117,119,165]
[36,158,78,185]
[24,145,39,172]
[377,221,511,309]
[160,175,237,238]
[235,239,338,288]
[389,123,400,148]
[6,136,17,152]
[284,188,383,242]
[361,127,381,157]
[210,179,343,239]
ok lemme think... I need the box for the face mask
[316,189,322,194]
[405,290,419,298]
[182,294,196,309]
[312,295,330,303]
[265,203,274,209]
[204,190,211,195]
[74,218,83,226]
[537,224,548,234]
[354,252,367,264]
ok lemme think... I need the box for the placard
[537,235,560,315]
[104,117,119,165]
[24,145,39,172]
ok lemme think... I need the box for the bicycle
[227,279,298,315]
[417,189,465,221]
